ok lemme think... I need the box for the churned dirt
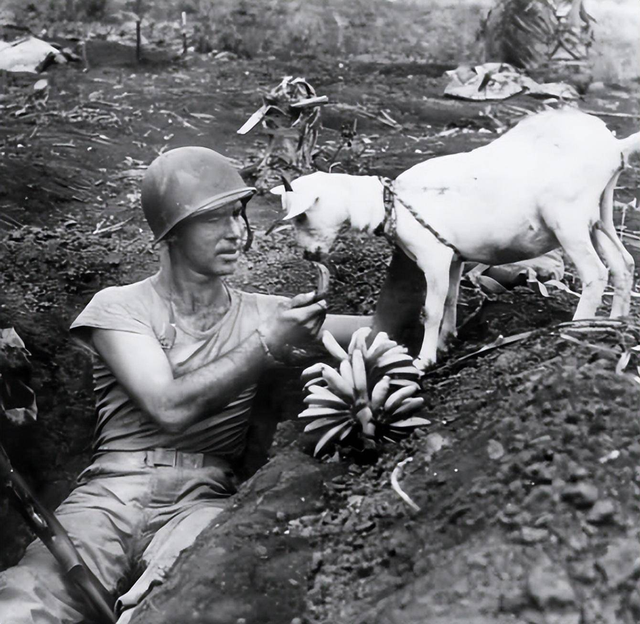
[1,31,639,624]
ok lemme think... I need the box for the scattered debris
[444,62,579,101]
[449,330,535,365]
[331,103,402,129]
[0,37,65,73]
[238,76,328,189]
[487,439,505,460]
[0,328,37,426]
[464,250,565,296]
[599,449,621,464]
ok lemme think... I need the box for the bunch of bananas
[299,327,431,457]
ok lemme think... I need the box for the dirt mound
[129,317,640,624]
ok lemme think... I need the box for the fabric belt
[93,449,232,471]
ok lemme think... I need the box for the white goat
[271,108,640,367]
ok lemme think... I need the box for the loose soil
[1,35,639,624]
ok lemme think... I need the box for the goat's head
[270,172,350,261]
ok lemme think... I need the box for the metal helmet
[141,146,256,243]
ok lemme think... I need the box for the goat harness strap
[374,178,397,242]
[375,177,463,258]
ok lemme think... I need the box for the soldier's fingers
[289,291,318,309]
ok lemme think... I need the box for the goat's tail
[599,169,622,230]
[619,130,640,159]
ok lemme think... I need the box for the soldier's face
[172,201,245,277]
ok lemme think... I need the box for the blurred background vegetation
[0,0,637,82]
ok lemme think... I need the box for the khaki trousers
[0,452,234,623]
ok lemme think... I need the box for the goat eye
[294,213,308,224]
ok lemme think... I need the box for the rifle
[0,443,116,624]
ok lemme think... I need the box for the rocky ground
[1,25,639,624]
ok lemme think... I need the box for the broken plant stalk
[391,457,420,512]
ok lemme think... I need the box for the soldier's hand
[259,292,327,357]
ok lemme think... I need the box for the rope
[375,177,463,258]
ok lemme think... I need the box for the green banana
[298,406,352,419]
[348,326,372,355]
[301,327,429,449]
[385,365,421,380]
[389,416,431,428]
[355,406,375,438]
[304,415,350,432]
[374,351,415,372]
[366,331,392,355]
[370,376,391,413]
[389,397,425,417]
[365,339,401,366]
[304,386,349,409]
[339,358,355,389]
[303,377,327,391]
[383,385,419,414]
[322,366,355,402]
[301,362,328,384]
[321,330,349,361]
[388,379,421,391]
[339,425,353,441]
[314,420,352,457]
[351,348,369,407]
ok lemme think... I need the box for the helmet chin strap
[241,199,253,251]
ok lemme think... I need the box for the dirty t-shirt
[70,277,287,459]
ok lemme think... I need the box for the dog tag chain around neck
[165,279,233,344]
[155,274,231,350]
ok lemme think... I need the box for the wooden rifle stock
[0,443,116,623]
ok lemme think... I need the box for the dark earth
[1,13,640,624]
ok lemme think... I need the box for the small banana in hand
[312,261,331,299]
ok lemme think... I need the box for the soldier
[0,146,369,623]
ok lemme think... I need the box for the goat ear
[270,185,285,196]
[283,197,319,221]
